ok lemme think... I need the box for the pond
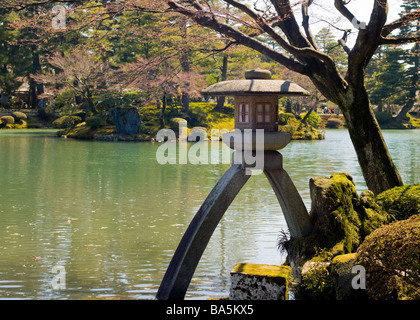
[0,129,418,300]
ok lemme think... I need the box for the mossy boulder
[285,176,418,300]
[297,261,334,300]
[356,214,420,300]
[329,253,367,300]
[113,107,141,135]
[375,184,420,220]
[286,173,391,299]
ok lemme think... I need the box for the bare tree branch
[338,30,351,54]
[334,0,357,25]
[301,0,319,50]
[270,0,312,48]
[380,36,420,45]
[166,0,309,75]
[382,9,420,37]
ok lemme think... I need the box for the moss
[375,184,420,220]
[288,173,391,288]
[356,214,420,300]
[231,263,291,299]
[297,261,335,300]
[331,253,356,265]
[231,263,291,280]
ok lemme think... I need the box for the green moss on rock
[297,261,334,300]
[356,214,420,300]
[375,184,420,220]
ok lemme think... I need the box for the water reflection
[0,129,418,299]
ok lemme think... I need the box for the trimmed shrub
[278,112,295,125]
[375,112,392,125]
[169,117,187,132]
[85,116,102,129]
[12,111,27,121]
[52,116,82,129]
[0,116,15,125]
[326,118,343,128]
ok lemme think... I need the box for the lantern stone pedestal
[229,263,292,300]
[156,69,313,300]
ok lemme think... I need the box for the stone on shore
[229,263,291,300]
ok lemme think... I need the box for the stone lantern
[156,69,313,300]
[202,68,309,151]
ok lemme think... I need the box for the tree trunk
[180,52,190,114]
[301,108,313,124]
[159,93,167,128]
[179,17,190,115]
[32,46,44,108]
[214,54,228,111]
[341,89,403,195]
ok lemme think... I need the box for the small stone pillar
[229,263,291,300]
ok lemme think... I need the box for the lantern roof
[201,69,310,97]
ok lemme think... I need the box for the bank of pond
[1,103,418,143]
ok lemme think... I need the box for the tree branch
[338,30,351,54]
[301,0,318,50]
[382,10,420,37]
[222,0,340,75]
[380,36,420,45]
[270,0,311,48]
[166,0,309,76]
[346,0,388,87]
[334,0,357,25]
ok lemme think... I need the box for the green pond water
[0,129,418,300]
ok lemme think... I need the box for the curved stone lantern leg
[156,163,251,300]
[156,151,313,300]
[262,151,313,238]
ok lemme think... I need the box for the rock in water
[113,107,141,135]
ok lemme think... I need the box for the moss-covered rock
[297,261,334,300]
[356,214,420,300]
[230,263,291,300]
[285,173,392,299]
[329,253,367,300]
[375,184,420,220]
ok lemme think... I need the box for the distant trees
[1,0,419,194]
[366,0,419,122]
